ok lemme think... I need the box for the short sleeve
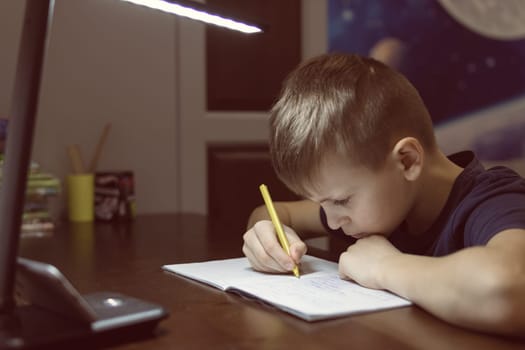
[464,192,525,246]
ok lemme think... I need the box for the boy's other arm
[243,200,327,273]
[339,228,525,337]
[246,199,326,238]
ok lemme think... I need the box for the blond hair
[270,53,436,196]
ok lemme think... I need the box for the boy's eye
[332,197,350,206]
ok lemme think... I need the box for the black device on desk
[2,256,168,349]
[15,258,168,333]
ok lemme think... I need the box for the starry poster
[328,0,525,175]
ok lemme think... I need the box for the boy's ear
[391,137,423,181]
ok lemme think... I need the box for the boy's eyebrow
[318,196,340,204]
[317,193,353,204]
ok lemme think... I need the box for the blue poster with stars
[328,0,525,175]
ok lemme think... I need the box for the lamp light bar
[119,0,263,34]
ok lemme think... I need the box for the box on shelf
[94,171,135,221]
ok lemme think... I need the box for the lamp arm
[0,0,52,312]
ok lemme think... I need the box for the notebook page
[232,272,411,321]
[162,257,252,290]
[162,255,335,290]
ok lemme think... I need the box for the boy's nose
[326,211,350,230]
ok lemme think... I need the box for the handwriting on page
[235,273,405,315]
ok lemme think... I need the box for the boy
[242,53,525,336]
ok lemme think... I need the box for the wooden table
[18,214,525,349]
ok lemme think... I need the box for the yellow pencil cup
[67,173,94,222]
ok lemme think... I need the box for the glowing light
[120,0,263,34]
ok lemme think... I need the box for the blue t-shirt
[320,151,525,256]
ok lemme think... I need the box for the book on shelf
[1,154,61,237]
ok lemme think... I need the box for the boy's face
[308,153,414,239]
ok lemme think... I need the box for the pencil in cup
[259,184,300,278]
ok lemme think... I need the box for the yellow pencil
[259,184,300,278]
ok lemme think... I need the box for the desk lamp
[0,1,262,348]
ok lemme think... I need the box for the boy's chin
[346,232,373,239]
[345,232,388,239]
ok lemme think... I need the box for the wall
[1,0,179,216]
[0,1,24,117]
[1,0,327,216]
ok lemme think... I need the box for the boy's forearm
[246,203,291,230]
[379,248,525,336]
[247,205,269,229]
[246,200,325,239]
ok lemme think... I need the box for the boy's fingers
[265,243,296,271]
[245,221,291,271]
[246,220,306,272]
[284,227,307,263]
[255,223,295,270]
[243,244,283,273]
[290,241,307,263]
[245,241,284,273]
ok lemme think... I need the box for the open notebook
[162,255,411,321]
